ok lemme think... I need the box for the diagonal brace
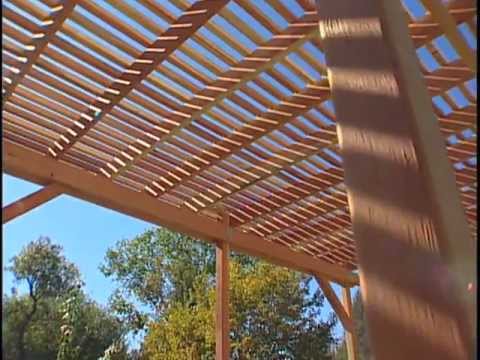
[3,183,64,224]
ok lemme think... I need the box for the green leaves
[104,227,337,359]
[3,237,128,360]
[7,236,81,301]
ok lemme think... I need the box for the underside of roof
[2,0,477,273]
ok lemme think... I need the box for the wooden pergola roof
[2,0,477,287]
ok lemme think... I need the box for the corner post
[315,0,475,358]
[216,213,230,359]
[342,287,358,360]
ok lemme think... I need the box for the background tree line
[3,229,372,359]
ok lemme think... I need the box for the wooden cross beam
[3,140,359,287]
[316,277,354,332]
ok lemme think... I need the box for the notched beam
[3,140,359,287]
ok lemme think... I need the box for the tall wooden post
[216,214,230,359]
[315,0,475,359]
[342,287,358,360]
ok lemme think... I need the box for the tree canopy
[101,228,338,359]
[3,230,342,359]
[2,237,127,360]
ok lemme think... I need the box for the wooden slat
[2,1,78,107]
[104,29,320,178]
[317,0,475,359]
[49,0,230,159]
[419,0,476,72]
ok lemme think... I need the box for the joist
[316,0,475,359]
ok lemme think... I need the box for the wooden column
[3,183,64,224]
[315,0,475,359]
[342,287,358,360]
[216,214,230,359]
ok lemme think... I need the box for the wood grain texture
[316,0,475,358]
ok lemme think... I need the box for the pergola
[1,0,476,359]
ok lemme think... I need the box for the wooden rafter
[105,29,320,179]
[419,0,476,72]
[99,16,322,181]
[1,0,476,275]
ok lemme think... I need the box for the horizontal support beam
[316,276,354,332]
[3,141,358,287]
[3,183,64,224]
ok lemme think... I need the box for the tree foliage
[101,228,337,359]
[2,237,127,360]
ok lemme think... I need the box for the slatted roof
[2,0,477,271]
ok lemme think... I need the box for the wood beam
[3,140,358,287]
[316,277,353,332]
[216,224,230,359]
[342,287,358,360]
[419,0,476,72]
[2,183,64,224]
[316,0,475,359]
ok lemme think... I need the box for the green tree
[101,228,337,359]
[2,237,128,360]
[5,237,81,360]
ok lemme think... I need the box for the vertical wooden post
[216,214,230,359]
[315,0,475,359]
[342,287,358,360]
